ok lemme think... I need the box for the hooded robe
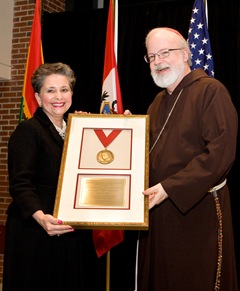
[137,69,238,291]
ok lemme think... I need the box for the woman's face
[35,74,72,121]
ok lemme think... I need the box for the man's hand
[143,183,168,209]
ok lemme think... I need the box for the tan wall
[0,0,66,285]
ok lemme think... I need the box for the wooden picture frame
[53,113,149,230]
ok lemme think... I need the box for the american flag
[187,0,214,77]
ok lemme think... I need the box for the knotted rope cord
[212,190,223,290]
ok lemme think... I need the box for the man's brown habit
[137,69,238,291]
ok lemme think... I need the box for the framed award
[53,113,149,230]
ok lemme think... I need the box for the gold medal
[94,129,122,165]
[97,149,114,164]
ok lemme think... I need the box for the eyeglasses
[144,48,183,63]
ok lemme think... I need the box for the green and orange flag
[20,0,44,122]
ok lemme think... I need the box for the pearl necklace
[54,120,67,140]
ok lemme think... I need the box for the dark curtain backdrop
[42,0,240,284]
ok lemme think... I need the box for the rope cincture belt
[208,179,226,193]
[208,179,227,291]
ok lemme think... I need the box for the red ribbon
[94,129,122,148]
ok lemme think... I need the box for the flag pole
[96,0,124,287]
[106,3,115,290]
[19,97,24,123]
[204,0,208,27]
[106,250,110,291]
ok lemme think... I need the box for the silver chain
[149,88,183,154]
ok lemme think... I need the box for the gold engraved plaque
[78,178,127,207]
[97,149,114,164]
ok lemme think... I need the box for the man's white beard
[151,61,185,88]
[151,70,178,88]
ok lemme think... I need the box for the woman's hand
[74,110,90,114]
[123,109,132,115]
[33,210,74,236]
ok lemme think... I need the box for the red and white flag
[100,0,123,114]
[94,0,124,258]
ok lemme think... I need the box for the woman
[3,63,104,291]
